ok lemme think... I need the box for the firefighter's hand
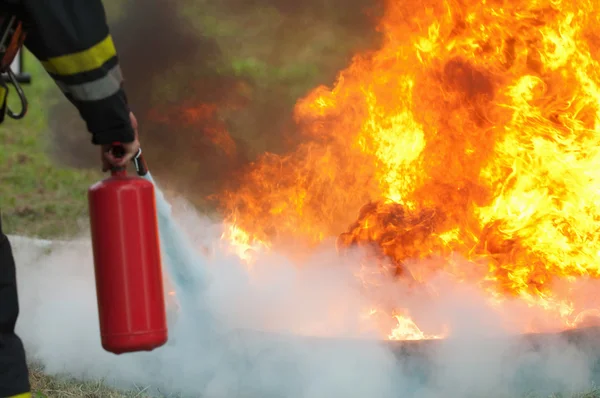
[101,112,141,172]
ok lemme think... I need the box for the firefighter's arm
[20,0,135,146]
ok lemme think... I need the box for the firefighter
[0,1,140,396]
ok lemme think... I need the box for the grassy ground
[0,50,100,239]
[28,364,159,398]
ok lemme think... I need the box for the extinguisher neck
[111,167,127,177]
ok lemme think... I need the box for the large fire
[218,0,600,340]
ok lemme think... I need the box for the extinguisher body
[88,170,168,354]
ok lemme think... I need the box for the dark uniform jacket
[1,0,135,144]
[0,1,133,396]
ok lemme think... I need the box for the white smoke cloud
[9,192,600,398]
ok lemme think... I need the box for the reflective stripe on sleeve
[41,35,117,76]
[54,64,123,101]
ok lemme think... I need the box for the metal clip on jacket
[4,67,27,119]
[0,13,28,119]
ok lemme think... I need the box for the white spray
[11,174,600,398]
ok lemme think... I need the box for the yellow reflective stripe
[8,393,31,398]
[41,35,116,76]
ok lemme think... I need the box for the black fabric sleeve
[20,0,135,145]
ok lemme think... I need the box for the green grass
[29,363,157,398]
[0,49,101,238]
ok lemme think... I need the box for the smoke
[46,0,383,210]
[11,195,600,398]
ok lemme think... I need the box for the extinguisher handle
[111,144,126,159]
[108,143,127,174]
[108,143,149,176]
[132,148,149,176]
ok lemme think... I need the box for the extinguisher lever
[132,148,148,176]
[108,144,149,176]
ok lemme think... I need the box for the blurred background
[0,0,385,236]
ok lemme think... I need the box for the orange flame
[148,102,237,157]
[221,222,270,267]
[219,0,600,339]
[389,313,447,341]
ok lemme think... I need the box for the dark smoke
[47,0,383,211]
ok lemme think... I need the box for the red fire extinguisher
[88,144,168,354]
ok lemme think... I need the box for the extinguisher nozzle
[133,148,149,176]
